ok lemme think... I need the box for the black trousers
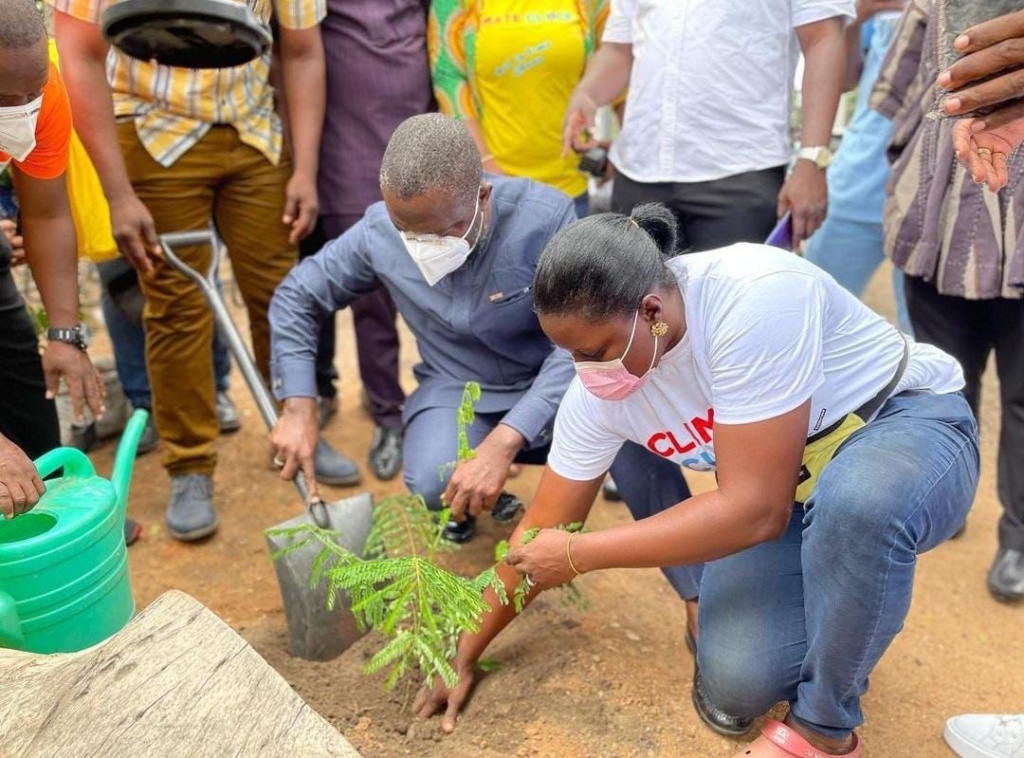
[904,275,1024,552]
[611,165,786,252]
[0,269,61,460]
[298,216,405,428]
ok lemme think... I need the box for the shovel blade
[265,492,374,662]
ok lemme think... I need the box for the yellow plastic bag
[49,41,119,263]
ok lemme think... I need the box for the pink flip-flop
[733,720,862,758]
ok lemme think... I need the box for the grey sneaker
[317,395,338,430]
[314,438,362,486]
[216,391,241,434]
[166,474,219,542]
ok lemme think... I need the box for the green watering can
[0,410,148,653]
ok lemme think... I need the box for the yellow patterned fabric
[429,0,608,197]
[49,0,325,168]
[48,40,118,262]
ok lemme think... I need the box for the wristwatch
[47,323,92,351]
[798,145,834,169]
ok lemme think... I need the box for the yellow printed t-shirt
[430,0,607,198]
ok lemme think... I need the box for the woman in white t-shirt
[415,204,979,758]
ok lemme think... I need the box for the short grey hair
[379,114,482,205]
[0,0,46,49]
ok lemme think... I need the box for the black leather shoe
[491,491,522,523]
[444,515,476,543]
[368,425,403,481]
[988,548,1024,603]
[690,636,754,737]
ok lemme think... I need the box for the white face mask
[400,194,481,286]
[0,95,43,162]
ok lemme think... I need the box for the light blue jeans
[804,215,912,335]
[573,192,590,220]
[695,391,979,739]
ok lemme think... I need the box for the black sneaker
[602,476,623,502]
[443,514,476,543]
[491,491,523,523]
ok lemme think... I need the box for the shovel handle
[161,228,279,430]
[161,228,329,527]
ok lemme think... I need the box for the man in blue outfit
[804,1,911,332]
[268,114,696,554]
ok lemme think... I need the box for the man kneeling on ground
[268,114,697,560]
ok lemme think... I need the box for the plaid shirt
[871,0,1024,300]
[50,0,325,168]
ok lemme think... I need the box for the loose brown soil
[81,264,1023,757]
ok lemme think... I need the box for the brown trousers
[119,122,296,476]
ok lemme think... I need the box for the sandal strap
[761,720,861,758]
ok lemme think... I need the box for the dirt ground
[81,263,1022,758]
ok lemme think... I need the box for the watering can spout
[112,410,149,523]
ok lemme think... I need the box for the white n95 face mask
[401,194,481,286]
[0,95,43,162]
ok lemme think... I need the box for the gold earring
[651,321,669,338]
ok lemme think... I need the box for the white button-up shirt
[605,0,854,184]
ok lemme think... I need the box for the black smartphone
[578,147,608,178]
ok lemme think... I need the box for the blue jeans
[804,215,912,335]
[696,391,979,739]
[573,192,590,219]
[99,259,231,409]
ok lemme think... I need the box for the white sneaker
[945,715,1024,758]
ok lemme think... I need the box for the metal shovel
[160,228,372,661]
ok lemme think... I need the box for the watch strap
[798,146,832,168]
[47,325,87,349]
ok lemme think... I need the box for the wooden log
[0,590,361,758]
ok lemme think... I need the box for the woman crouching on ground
[416,203,979,757]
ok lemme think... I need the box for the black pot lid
[101,0,272,69]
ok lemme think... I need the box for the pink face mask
[575,311,659,401]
